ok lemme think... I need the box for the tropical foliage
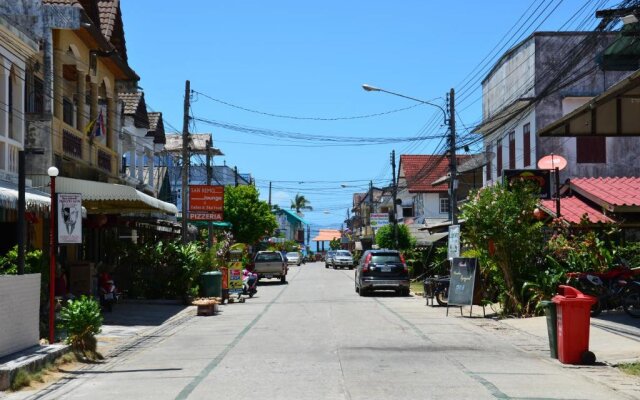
[290,193,312,214]
[460,181,545,315]
[375,224,415,250]
[58,295,103,352]
[0,246,44,275]
[224,185,277,244]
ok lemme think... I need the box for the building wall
[482,33,640,185]
[0,274,41,358]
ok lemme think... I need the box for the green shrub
[0,246,44,275]
[58,296,103,352]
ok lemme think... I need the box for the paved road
[6,261,639,400]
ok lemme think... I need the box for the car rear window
[255,253,282,262]
[370,253,401,263]
[336,251,351,257]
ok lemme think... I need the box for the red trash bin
[552,285,597,364]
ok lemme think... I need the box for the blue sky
[120,0,617,233]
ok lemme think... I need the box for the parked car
[251,251,288,283]
[332,250,355,270]
[354,249,410,296]
[286,252,302,266]
[325,250,336,269]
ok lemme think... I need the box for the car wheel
[355,283,359,293]
[325,263,328,268]
[359,288,367,297]
[280,275,286,284]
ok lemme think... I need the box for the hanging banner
[448,224,460,259]
[58,193,82,244]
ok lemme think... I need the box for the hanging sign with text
[448,224,460,259]
[57,193,82,244]
[189,185,224,221]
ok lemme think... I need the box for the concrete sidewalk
[500,309,640,365]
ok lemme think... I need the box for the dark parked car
[355,249,410,296]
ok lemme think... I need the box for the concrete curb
[0,344,70,391]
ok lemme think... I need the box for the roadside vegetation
[618,362,640,376]
[9,352,78,391]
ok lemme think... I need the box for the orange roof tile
[540,196,614,224]
[571,177,640,207]
[400,154,471,193]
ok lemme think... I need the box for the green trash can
[200,271,222,298]
[540,300,558,359]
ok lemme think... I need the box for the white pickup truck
[252,251,288,283]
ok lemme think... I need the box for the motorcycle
[242,269,258,298]
[99,272,119,312]
[424,275,450,306]
[566,263,640,318]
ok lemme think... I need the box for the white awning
[55,177,178,215]
[0,180,51,212]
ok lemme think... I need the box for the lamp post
[47,166,58,344]
[362,84,458,225]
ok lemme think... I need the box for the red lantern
[533,208,544,220]
[488,239,496,257]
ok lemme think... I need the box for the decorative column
[53,54,63,120]
[76,70,86,131]
[107,96,116,151]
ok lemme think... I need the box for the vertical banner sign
[228,261,243,294]
[448,224,460,259]
[58,193,82,244]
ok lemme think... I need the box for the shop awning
[0,180,51,212]
[55,177,178,215]
[312,229,342,242]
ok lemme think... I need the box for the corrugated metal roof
[540,196,614,224]
[571,177,640,207]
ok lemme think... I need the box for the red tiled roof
[571,177,640,207]
[97,0,118,41]
[400,154,470,193]
[540,196,614,224]
[42,0,82,6]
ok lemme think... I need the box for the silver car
[332,250,354,270]
[286,252,301,266]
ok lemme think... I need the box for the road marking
[174,270,294,400]
[373,297,511,399]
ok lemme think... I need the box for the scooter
[566,263,640,317]
[99,272,119,312]
[242,270,258,298]
[424,275,450,306]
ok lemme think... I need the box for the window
[523,123,531,167]
[63,97,74,126]
[485,144,492,181]
[402,206,413,218]
[576,137,606,163]
[508,131,515,169]
[26,76,44,114]
[439,193,449,214]
[496,138,503,177]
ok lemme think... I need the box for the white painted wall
[0,274,41,358]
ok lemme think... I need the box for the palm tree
[291,194,312,215]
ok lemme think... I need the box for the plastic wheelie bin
[539,300,558,359]
[551,285,597,365]
[200,271,222,298]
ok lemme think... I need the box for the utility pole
[181,80,190,244]
[234,166,239,187]
[206,138,213,248]
[369,180,374,243]
[448,88,458,226]
[17,151,26,275]
[268,181,272,208]
[391,150,398,250]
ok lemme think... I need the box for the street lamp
[47,166,58,344]
[361,84,458,225]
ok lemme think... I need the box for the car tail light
[362,253,372,272]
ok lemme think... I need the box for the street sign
[189,212,224,221]
[189,185,224,212]
[448,258,479,307]
[370,213,390,227]
[448,225,460,259]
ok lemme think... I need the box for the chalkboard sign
[448,258,478,306]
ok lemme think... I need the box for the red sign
[189,185,224,212]
[189,212,224,221]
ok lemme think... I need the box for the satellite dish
[538,154,567,171]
